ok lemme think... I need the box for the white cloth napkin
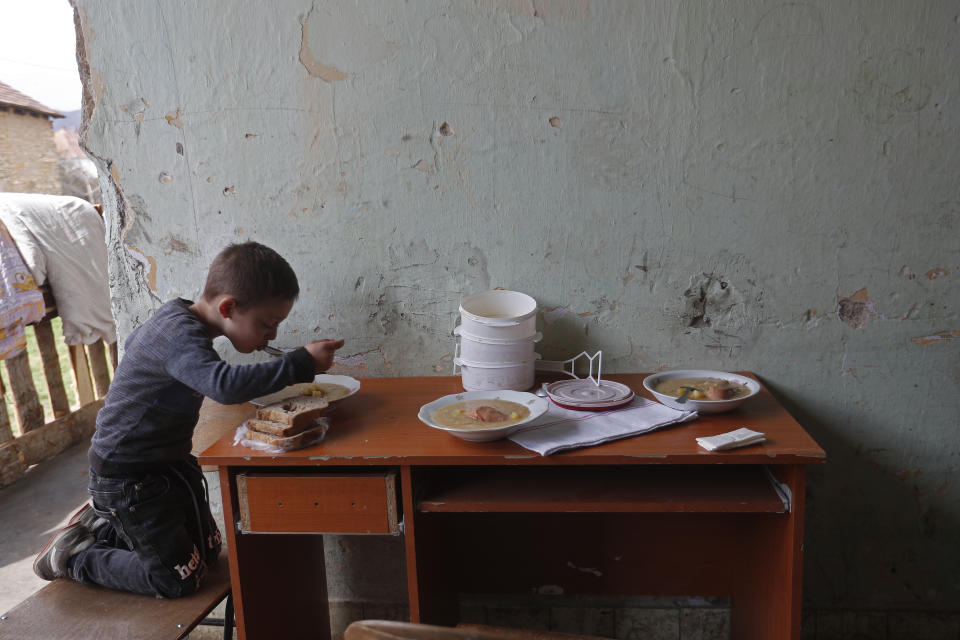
[509,397,698,456]
[696,427,766,451]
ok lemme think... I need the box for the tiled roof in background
[0,80,64,118]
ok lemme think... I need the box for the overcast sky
[0,0,82,112]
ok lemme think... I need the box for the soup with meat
[655,377,751,401]
[432,399,531,430]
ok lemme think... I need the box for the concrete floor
[0,400,238,617]
[0,440,231,638]
[0,440,91,615]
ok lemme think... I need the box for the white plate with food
[642,369,760,414]
[418,390,549,442]
[251,374,361,407]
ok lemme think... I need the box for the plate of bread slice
[241,375,361,451]
[243,394,332,451]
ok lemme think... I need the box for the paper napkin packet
[696,427,766,451]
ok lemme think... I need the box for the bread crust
[246,418,315,438]
[244,421,328,451]
[256,396,329,428]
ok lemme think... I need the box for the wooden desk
[199,374,824,640]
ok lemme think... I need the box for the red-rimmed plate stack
[544,378,634,411]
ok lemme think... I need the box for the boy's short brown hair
[201,242,299,308]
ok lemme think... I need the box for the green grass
[1,317,80,435]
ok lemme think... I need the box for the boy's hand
[304,338,344,373]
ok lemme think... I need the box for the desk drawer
[237,473,398,534]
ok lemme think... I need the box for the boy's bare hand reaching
[305,338,344,373]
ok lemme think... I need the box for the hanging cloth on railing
[0,193,116,346]
[0,219,45,360]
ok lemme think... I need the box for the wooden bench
[0,552,233,639]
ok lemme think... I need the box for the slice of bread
[246,417,314,438]
[256,395,329,429]
[244,421,328,451]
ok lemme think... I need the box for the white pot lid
[545,379,634,410]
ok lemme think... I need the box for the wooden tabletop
[198,374,825,467]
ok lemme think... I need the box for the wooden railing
[0,287,115,489]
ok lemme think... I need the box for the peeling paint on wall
[911,330,960,347]
[162,235,191,255]
[108,165,157,292]
[299,19,348,82]
[72,3,104,136]
[542,305,574,325]
[297,3,356,84]
[837,288,878,329]
[681,273,757,333]
[164,109,184,128]
[334,352,368,369]
[95,162,162,350]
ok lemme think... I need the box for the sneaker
[33,522,94,581]
[67,502,110,538]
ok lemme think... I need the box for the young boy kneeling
[34,241,343,598]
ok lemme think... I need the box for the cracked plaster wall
[72,0,959,617]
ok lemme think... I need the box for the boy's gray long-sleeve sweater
[89,298,316,476]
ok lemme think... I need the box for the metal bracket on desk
[764,466,792,513]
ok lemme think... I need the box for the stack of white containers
[453,290,541,391]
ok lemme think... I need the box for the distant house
[54,124,100,203]
[0,80,64,194]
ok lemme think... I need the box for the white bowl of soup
[418,390,549,442]
[251,374,361,406]
[642,370,760,414]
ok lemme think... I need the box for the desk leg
[219,468,331,640]
[730,464,806,640]
[401,466,459,626]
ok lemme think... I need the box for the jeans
[72,456,222,598]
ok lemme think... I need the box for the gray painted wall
[73,0,959,617]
